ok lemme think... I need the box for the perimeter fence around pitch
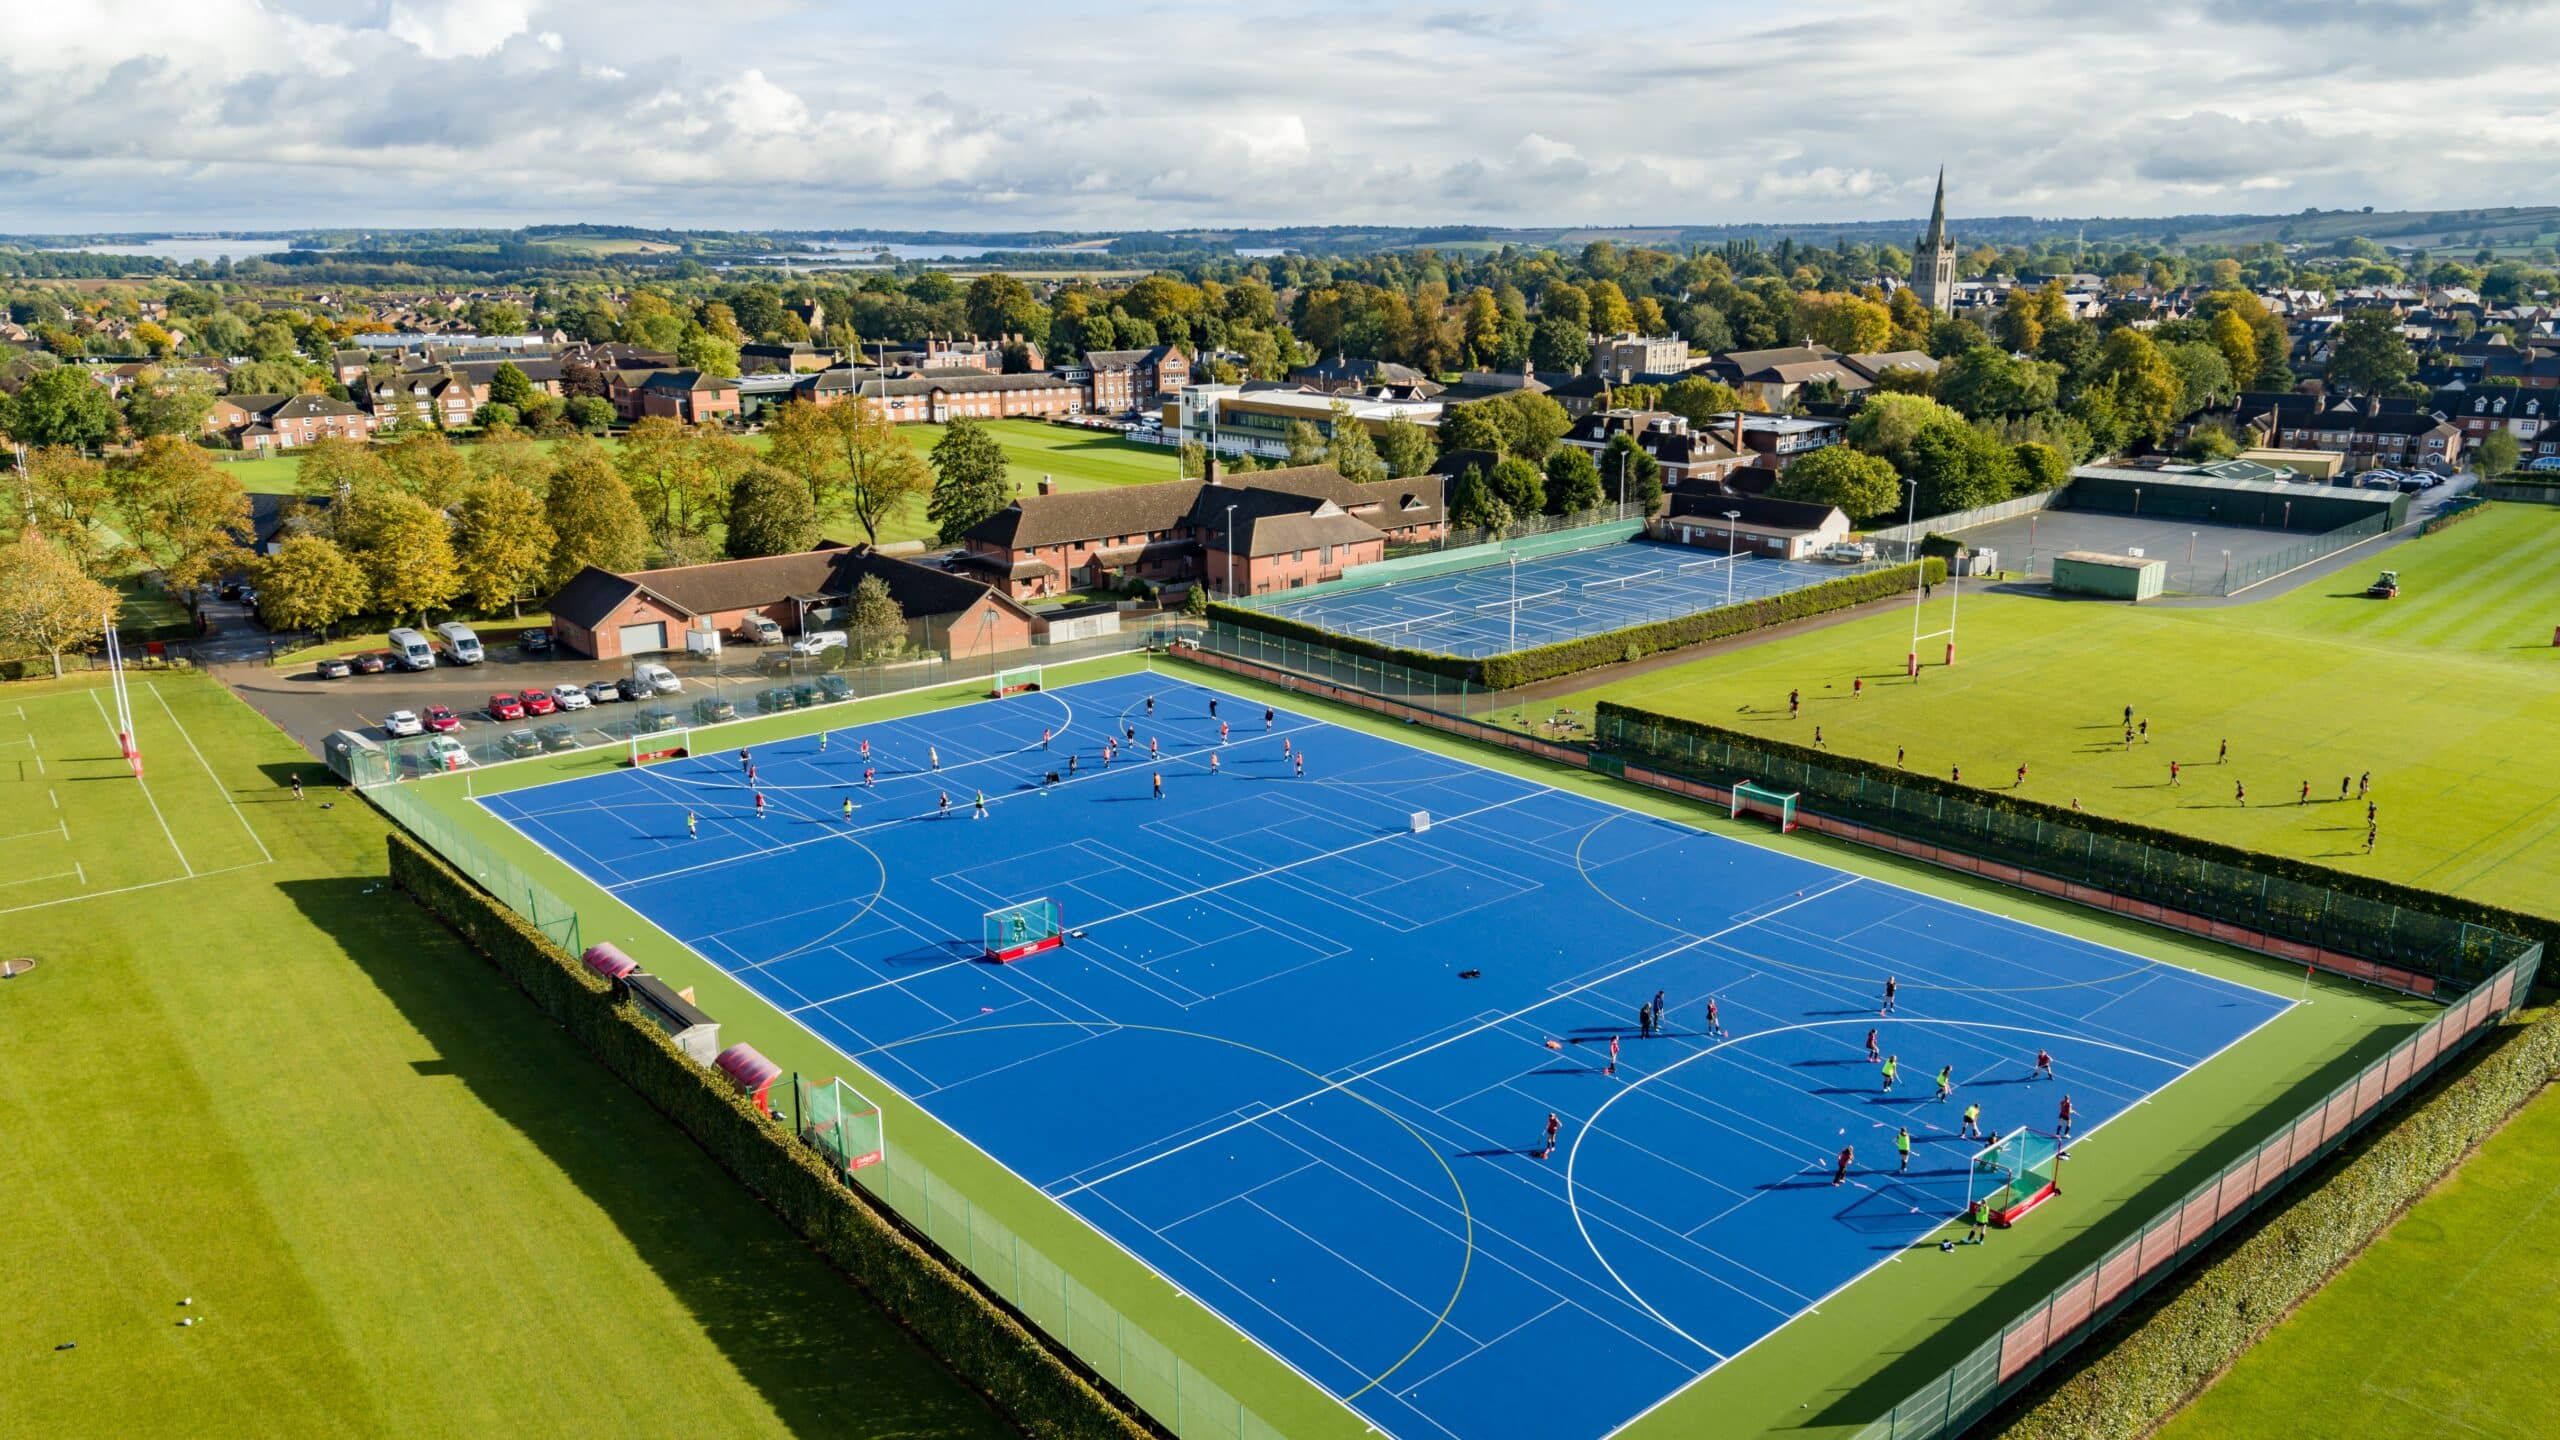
[1226,508,1647,610]
[358,626,1304,1440]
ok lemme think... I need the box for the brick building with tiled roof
[954,458,1448,601]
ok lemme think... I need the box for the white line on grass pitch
[144,681,271,863]
[89,687,190,878]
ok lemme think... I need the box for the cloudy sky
[1,0,2554,233]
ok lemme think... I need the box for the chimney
[1732,412,1747,457]
[1204,454,1223,487]
[1037,473,1054,496]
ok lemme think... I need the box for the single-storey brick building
[546,544,1042,662]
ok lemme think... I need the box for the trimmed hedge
[1208,558,1944,691]
[1596,700,2559,962]
[387,832,1152,1440]
[1988,1003,2560,1440]
[2418,495,2489,536]
[1479,559,1942,688]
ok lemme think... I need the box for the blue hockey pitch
[1245,539,1859,657]
[480,669,2293,1440]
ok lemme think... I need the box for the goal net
[628,727,691,766]
[989,664,1042,698]
[1731,780,1799,833]
[799,1076,885,1176]
[1970,1127,2062,1226]
[983,896,1064,962]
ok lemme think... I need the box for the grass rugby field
[0,674,1006,1439]
[1561,502,2560,919]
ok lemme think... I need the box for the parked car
[2395,475,2433,493]
[691,696,737,724]
[789,629,847,658]
[584,679,622,704]
[422,735,473,770]
[498,728,543,760]
[758,686,797,714]
[549,683,592,712]
[315,656,353,679]
[518,687,557,716]
[517,628,554,654]
[534,722,582,752]
[634,704,680,731]
[1820,540,1878,563]
[631,661,681,694]
[817,674,852,703]
[614,676,651,702]
[381,709,426,738]
[422,704,462,734]
[488,692,526,721]
[351,652,389,675]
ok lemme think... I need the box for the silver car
[584,679,622,704]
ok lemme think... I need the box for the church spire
[1914,166,1956,318]
[1923,167,1947,247]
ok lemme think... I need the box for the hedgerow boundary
[1983,1003,2560,1440]
[386,831,1154,1440]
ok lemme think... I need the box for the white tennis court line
[88,687,189,878]
[1048,876,1861,1203]
[142,681,271,864]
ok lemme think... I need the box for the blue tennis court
[1247,539,1863,657]
[479,669,2293,1440]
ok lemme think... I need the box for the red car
[422,704,462,734]
[518,687,558,716]
[487,692,525,721]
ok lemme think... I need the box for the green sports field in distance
[0,674,1007,1439]
[1560,502,2560,920]
[2156,1079,2560,1440]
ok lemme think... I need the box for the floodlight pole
[1723,510,1741,604]
[1508,554,1520,652]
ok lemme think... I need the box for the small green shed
[2053,550,2166,601]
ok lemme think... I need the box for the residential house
[1706,346,1873,409]
[236,394,379,452]
[1710,412,1846,468]
[1290,356,1437,396]
[545,544,1040,662]
[621,369,743,424]
[2435,387,2550,445]
[1559,410,1749,490]
[1595,334,1693,378]
[1084,344,1191,413]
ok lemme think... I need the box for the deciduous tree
[5,446,120,575]
[452,478,554,614]
[110,435,247,606]
[0,527,117,677]
[543,437,650,585]
[339,488,460,624]
[2327,310,2416,397]
[1375,417,1436,479]
[1541,448,1605,514]
[926,418,1013,544]
[849,573,906,662]
[763,398,930,544]
[6,366,119,450]
[254,533,367,637]
[725,464,821,558]
[1773,445,1902,521]
[1324,403,1387,484]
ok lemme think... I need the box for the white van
[631,661,682,695]
[1820,540,1878,564]
[790,629,847,658]
[387,627,437,671]
[736,615,783,646]
[434,621,484,664]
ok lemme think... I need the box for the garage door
[617,622,669,655]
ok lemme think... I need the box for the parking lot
[215,631,955,774]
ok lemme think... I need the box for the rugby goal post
[983,896,1064,962]
[1731,780,1799,833]
[1971,1128,2063,1226]
[989,663,1042,699]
